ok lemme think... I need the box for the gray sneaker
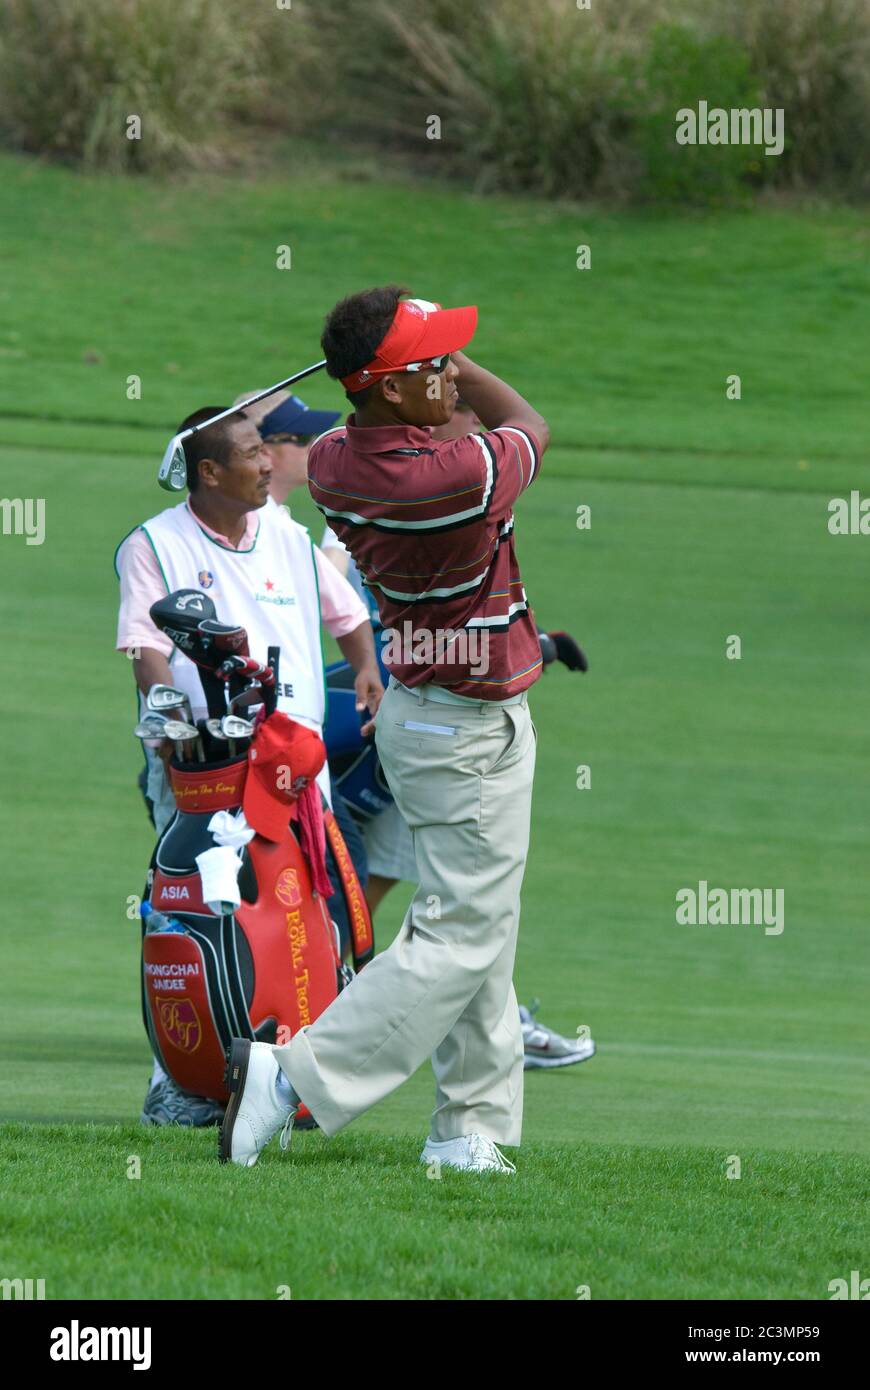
[520,1001,596,1070]
[140,1074,225,1127]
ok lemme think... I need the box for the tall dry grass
[306,0,870,201]
[0,0,317,172]
[1,0,867,198]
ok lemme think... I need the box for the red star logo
[264,579,275,592]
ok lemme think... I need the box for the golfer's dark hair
[177,408,247,492]
[321,284,410,408]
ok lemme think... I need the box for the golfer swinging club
[221,287,549,1173]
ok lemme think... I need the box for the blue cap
[258,394,340,440]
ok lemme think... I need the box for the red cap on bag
[242,712,326,842]
[340,297,478,392]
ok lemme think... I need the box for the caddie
[116,403,384,1126]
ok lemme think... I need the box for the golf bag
[141,754,373,1113]
[133,586,375,1115]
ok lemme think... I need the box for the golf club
[229,683,262,717]
[134,713,168,740]
[221,714,255,758]
[146,691,193,756]
[266,646,280,716]
[149,697,186,728]
[147,684,193,726]
[157,360,327,491]
[203,718,230,760]
[163,718,203,762]
[149,592,245,722]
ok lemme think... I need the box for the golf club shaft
[182,361,326,443]
[266,646,280,716]
[200,667,229,722]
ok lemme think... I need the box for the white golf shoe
[420,1134,516,1174]
[219,1039,296,1168]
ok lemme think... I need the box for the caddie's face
[209,417,272,509]
[382,355,460,428]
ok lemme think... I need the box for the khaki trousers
[273,677,537,1145]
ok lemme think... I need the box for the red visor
[340,298,478,392]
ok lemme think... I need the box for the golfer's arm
[452,351,550,451]
[335,619,379,675]
[132,648,174,698]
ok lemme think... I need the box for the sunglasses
[262,433,315,447]
[402,353,451,375]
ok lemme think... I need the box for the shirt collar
[186,498,259,550]
[343,415,434,454]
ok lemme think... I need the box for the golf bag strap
[322,803,374,970]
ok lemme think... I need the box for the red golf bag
[141,754,373,1114]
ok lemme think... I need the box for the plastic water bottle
[140,901,188,934]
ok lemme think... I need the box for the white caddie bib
[137,498,331,804]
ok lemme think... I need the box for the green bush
[307,0,666,200]
[627,23,766,206]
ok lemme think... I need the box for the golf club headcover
[198,619,249,657]
[150,589,217,659]
[151,591,255,677]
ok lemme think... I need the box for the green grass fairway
[2,1127,867,1301]
[1,154,868,1299]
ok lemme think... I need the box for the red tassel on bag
[242,711,333,895]
[296,783,332,897]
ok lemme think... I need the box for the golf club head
[221,715,255,739]
[205,719,229,741]
[147,684,189,711]
[156,361,326,490]
[163,720,199,741]
[134,715,168,740]
[229,682,262,715]
[158,435,189,492]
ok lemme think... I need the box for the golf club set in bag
[135,588,373,1120]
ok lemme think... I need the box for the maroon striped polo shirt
[307,417,544,700]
